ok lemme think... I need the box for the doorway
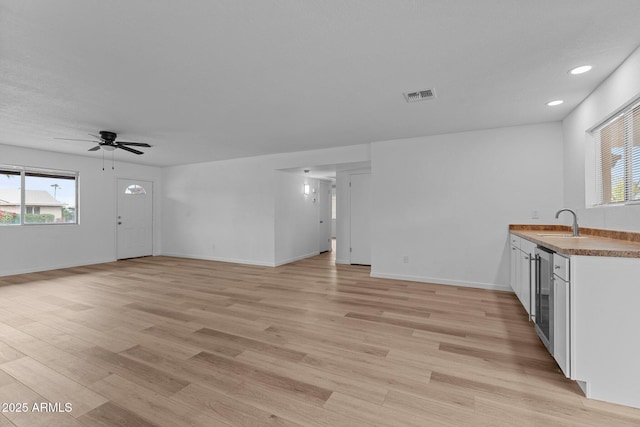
[116,178,153,259]
[277,161,370,265]
[319,180,332,253]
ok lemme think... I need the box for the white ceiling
[2,1,640,167]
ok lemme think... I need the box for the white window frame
[0,164,79,226]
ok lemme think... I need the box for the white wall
[161,157,277,266]
[562,46,640,232]
[275,172,319,266]
[335,170,351,264]
[370,123,564,291]
[161,144,369,266]
[2,118,573,293]
[0,144,162,276]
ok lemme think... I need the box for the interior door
[350,173,371,265]
[117,178,153,259]
[319,180,332,253]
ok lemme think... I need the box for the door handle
[117,221,122,225]
[529,254,536,322]
[320,220,324,223]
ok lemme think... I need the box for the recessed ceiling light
[546,100,564,107]
[569,65,592,75]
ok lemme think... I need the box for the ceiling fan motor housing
[99,131,117,142]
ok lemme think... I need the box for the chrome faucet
[555,208,579,236]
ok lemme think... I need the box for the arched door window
[125,184,146,195]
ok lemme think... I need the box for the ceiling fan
[55,131,151,155]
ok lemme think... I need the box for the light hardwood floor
[1,249,640,426]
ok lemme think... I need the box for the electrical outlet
[403,255,409,264]
[532,210,540,219]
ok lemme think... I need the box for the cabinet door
[510,242,520,294]
[554,276,570,377]
[520,239,537,318]
[519,249,531,315]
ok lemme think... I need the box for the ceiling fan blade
[117,141,151,147]
[54,137,98,143]
[88,146,101,151]
[117,145,144,155]
[88,134,101,139]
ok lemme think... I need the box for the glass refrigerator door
[535,248,553,352]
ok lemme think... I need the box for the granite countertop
[509,225,640,258]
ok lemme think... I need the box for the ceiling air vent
[403,88,436,103]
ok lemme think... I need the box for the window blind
[593,99,640,205]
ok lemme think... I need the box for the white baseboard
[576,380,589,398]
[274,251,320,267]
[0,257,116,278]
[370,271,512,292]
[161,252,276,267]
[1,256,511,295]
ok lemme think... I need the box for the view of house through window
[125,184,147,195]
[593,100,640,205]
[0,166,78,225]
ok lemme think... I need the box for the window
[593,99,640,205]
[26,206,41,215]
[0,165,78,225]
[125,184,146,195]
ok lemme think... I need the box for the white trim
[0,257,116,277]
[370,271,513,292]
[160,252,276,267]
[274,251,320,267]
[0,163,79,176]
[335,258,350,265]
[576,380,590,398]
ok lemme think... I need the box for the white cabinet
[509,233,535,317]
[509,234,520,294]
[571,256,640,408]
[553,253,570,377]
[509,232,640,408]
[520,238,536,317]
[517,247,531,314]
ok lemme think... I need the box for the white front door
[117,178,153,259]
[319,180,332,253]
[350,173,371,265]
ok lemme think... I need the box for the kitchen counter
[509,224,640,258]
[510,224,640,410]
